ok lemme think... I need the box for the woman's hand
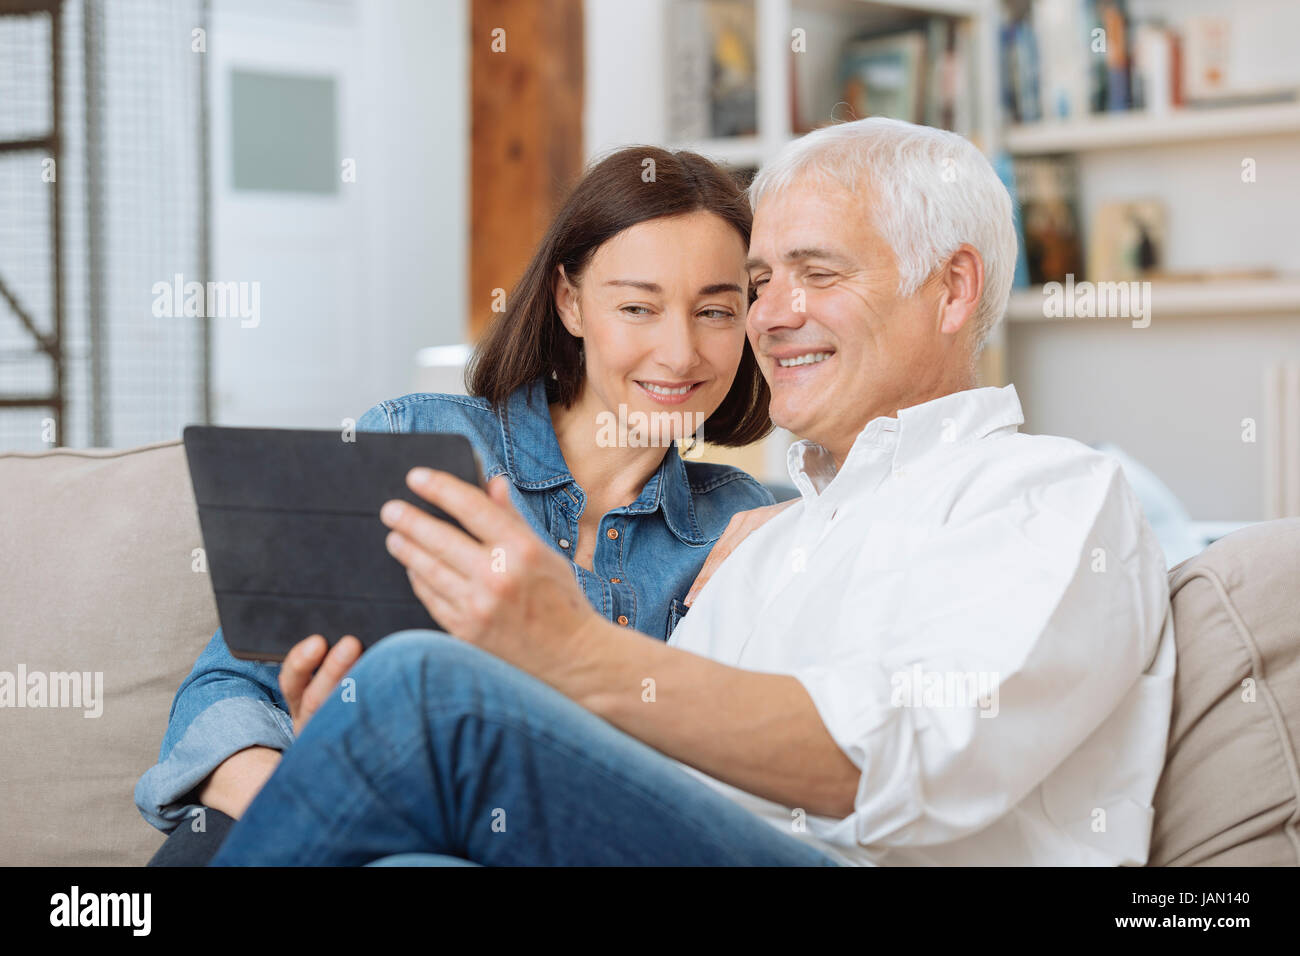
[684,498,799,606]
[279,633,362,737]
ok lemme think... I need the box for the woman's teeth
[777,351,832,368]
[639,382,696,396]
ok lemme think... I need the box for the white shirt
[668,384,1176,865]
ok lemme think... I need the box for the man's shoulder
[933,431,1143,544]
[970,430,1124,488]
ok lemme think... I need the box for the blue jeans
[208,630,843,866]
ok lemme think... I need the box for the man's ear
[554,264,583,338]
[937,244,984,337]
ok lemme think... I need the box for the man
[210,117,1175,867]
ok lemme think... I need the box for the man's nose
[748,275,807,336]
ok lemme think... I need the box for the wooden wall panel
[469,0,584,341]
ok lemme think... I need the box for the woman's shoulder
[356,392,507,473]
[681,459,776,510]
[357,392,497,434]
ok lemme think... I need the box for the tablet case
[182,425,485,661]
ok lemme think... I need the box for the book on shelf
[1032,0,1091,120]
[1000,16,1041,124]
[1002,1,1299,128]
[840,29,928,127]
[1013,155,1083,285]
[666,0,758,142]
[829,17,975,137]
[994,152,1031,289]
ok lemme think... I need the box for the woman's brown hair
[465,145,773,448]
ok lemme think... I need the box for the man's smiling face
[746,174,955,467]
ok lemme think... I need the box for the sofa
[1,438,1297,866]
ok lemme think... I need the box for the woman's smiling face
[555,209,751,445]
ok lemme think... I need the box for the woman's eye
[698,308,736,321]
[620,305,653,316]
[750,279,768,297]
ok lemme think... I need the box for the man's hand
[379,469,607,683]
[684,498,798,606]
[279,634,362,737]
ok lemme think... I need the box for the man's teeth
[777,351,832,368]
[640,382,695,396]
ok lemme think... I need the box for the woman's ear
[554,264,584,339]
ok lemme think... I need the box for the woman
[137,146,788,864]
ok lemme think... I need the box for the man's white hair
[748,117,1017,355]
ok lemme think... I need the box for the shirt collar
[496,376,710,545]
[787,383,1025,498]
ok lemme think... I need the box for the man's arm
[380,468,860,820]
[559,616,861,819]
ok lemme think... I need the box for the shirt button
[610,577,621,584]
[558,538,570,549]
[606,528,619,540]
[617,614,629,626]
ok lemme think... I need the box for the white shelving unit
[1005,101,1300,154]
[992,2,1300,522]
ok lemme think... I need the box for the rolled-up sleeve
[135,629,295,832]
[791,461,1169,850]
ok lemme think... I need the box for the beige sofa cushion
[0,440,217,866]
[1149,517,1300,865]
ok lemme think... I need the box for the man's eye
[805,273,833,282]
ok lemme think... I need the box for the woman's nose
[656,320,702,374]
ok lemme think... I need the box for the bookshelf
[991,0,1300,521]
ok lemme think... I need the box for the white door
[208,0,364,428]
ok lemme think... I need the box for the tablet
[182,424,485,662]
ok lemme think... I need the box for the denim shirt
[135,375,774,832]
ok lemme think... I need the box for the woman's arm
[196,745,283,819]
[134,629,296,831]
[139,630,363,825]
